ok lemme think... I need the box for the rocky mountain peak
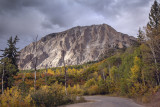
[18,24,136,70]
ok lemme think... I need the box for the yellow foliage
[47,69,55,75]
[78,69,84,74]
[23,94,32,106]
[41,85,50,93]
[25,73,33,78]
[55,69,61,75]
[67,68,72,75]
[67,84,84,95]
[98,76,102,81]
[130,56,141,83]
[131,65,140,81]
[29,87,35,93]
[0,87,21,106]
[0,87,32,106]
[67,68,83,76]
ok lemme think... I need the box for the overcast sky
[0,0,155,53]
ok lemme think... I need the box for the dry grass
[145,90,160,107]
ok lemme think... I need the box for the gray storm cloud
[0,0,154,53]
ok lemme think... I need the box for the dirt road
[62,96,144,107]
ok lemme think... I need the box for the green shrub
[86,85,99,95]
[30,82,75,107]
[84,78,96,88]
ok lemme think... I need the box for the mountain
[18,24,136,70]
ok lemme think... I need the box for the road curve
[61,96,144,107]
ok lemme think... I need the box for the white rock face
[18,24,136,70]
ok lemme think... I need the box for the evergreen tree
[137,27,144,44]
[3,36,19,67]
[148,0,160,30]
[146,0,160,85]
[0,58,17,89]
[0,36,19,89]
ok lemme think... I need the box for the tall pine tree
[148,0,160,30]
[3,36,19,67]
[0,36,19,90]
[146,0,160,85]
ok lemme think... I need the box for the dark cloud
[0,0,154,54]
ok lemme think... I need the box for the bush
[30,82,75,107]
[0,87,32,107]
[85,85,99,95]
[67,84,84,95]
[84,78,96,88]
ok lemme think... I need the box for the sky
[0,0,155,53]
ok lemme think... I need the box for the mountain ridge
[18,24,136,70]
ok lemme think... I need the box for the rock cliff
[18,24,136,70]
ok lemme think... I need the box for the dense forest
[0,0,160,107]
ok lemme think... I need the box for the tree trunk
[45,66,48,85]
[64,66,67,95]
[33,35,38,91]
[148,41,160,85]
[34,57,37,91]
[153,53,160,85]
[34,70,36,91]
[142,70,145,86]
[62,50,67,95]
[22,73,26,82]
[102,70,105,81]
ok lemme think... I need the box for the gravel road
[61,96,144,107]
